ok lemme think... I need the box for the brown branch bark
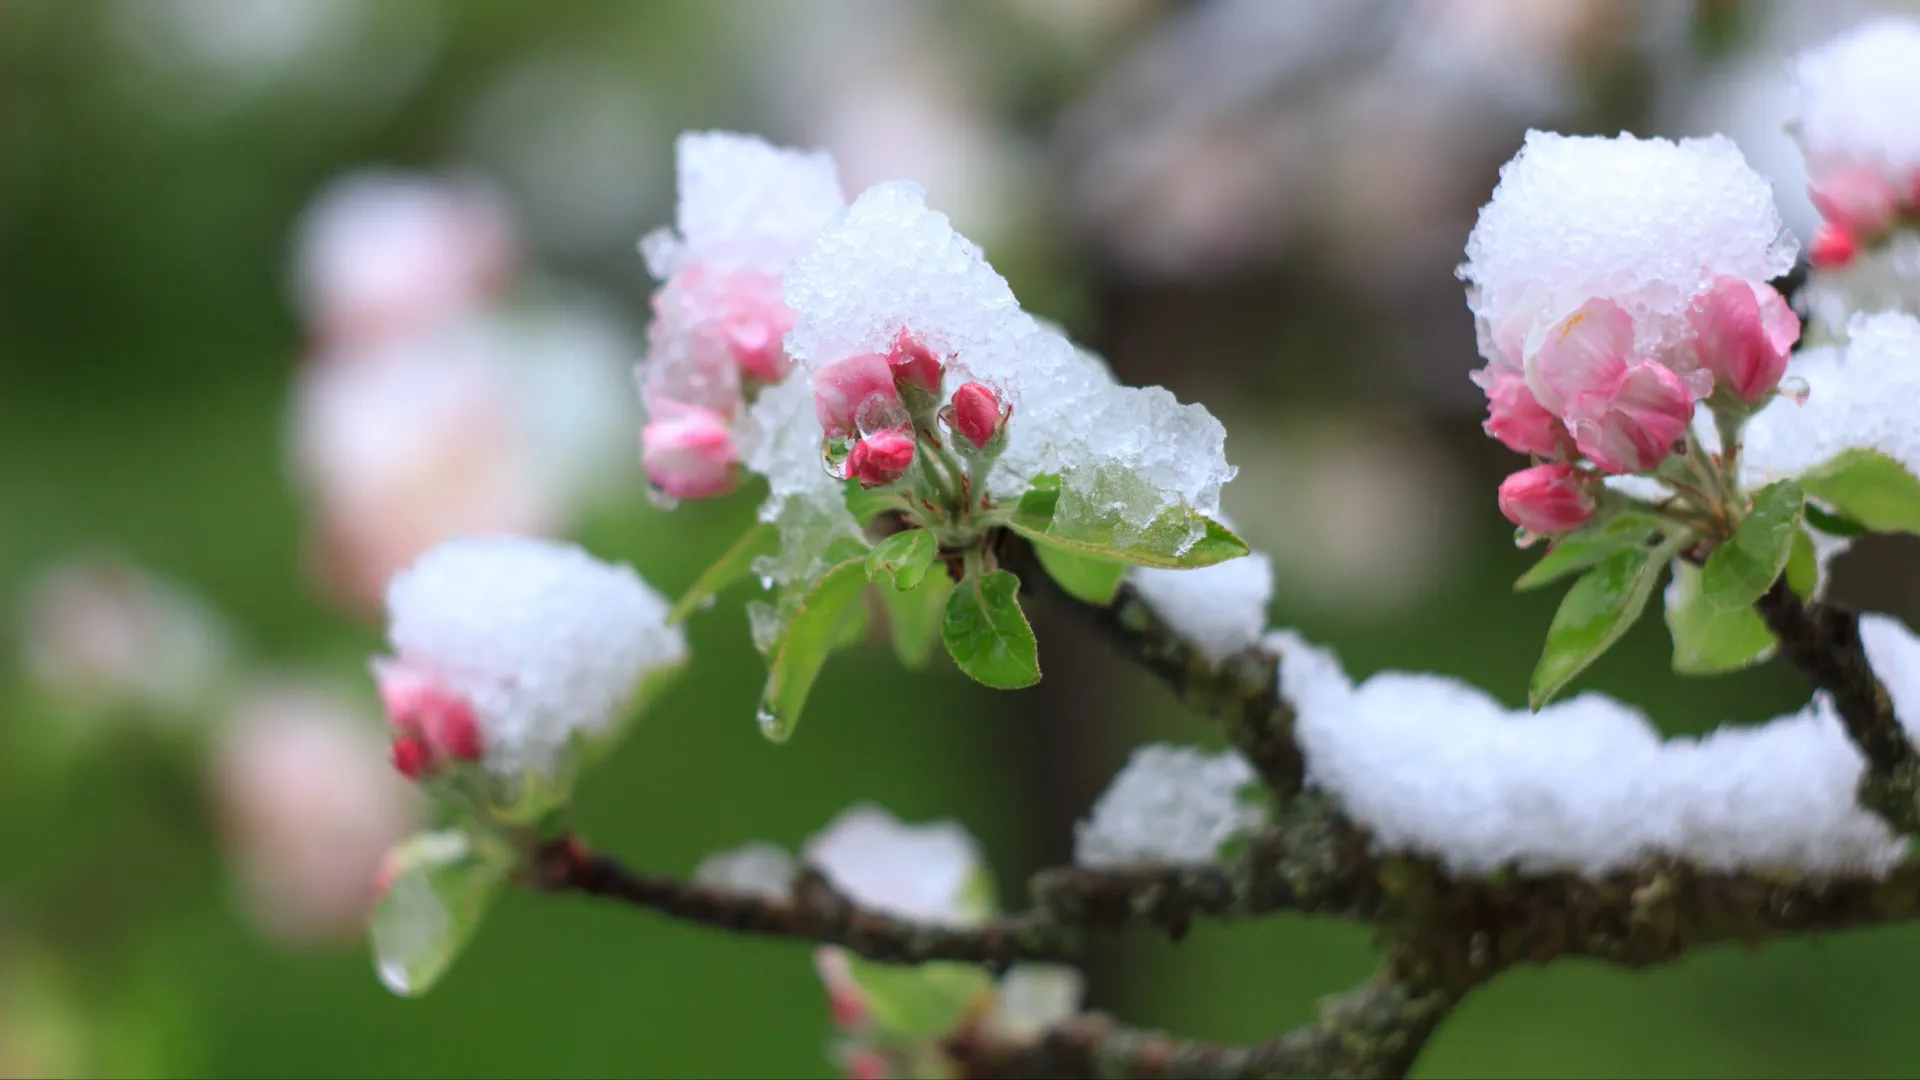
[1755,578,1920,835]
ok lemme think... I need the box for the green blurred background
[6,0,1920,1076]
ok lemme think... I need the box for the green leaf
[1032,542,1129,605]
[1664,561,1776,675]
[843,959,993,1039]
[879,572,952,668]
[1799,448,1920,535]
[1529,534,1686,709]
[1514,512,1663,591]
[1007,476,1248,569]
[1785,528,1818,599]
[942,568,1041,689]
[368,829,514,998]
[842,477,903,525]
[759,558,870,742]
[1702,481,1804,611]
[865,529,937,591]
[668,521,778,623]
[1803,503,1867,538]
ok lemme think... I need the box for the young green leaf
[865,529,938,591]
[880,572,953,668]
[1664,560,1776,675]
[368,829,514,998]
[1702,481,1804,610]
[1803,503,1867,538]
[1798,448,1920,536]
[843,959,994,1039]
[759,559,870,742]
[942,568,1040,689]
[1529,534,1685,709]
[1007,476,1249,569]
[667,521,779,623]
[1514,512,1663,591]
[1032,542,1128,605]
[842,477,905,525]
[1785,528,1818,599]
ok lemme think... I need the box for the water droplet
[756,708,790,743]
[820,433,853,479]
[697,593,718,611]
[1512,525,1541,549]
[646,486,680,511]
[1779,376,1810,406]
[855,397,909,437]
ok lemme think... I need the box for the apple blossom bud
[641,407,738,499]
[828,986,868,1031]
[948,382,1001,449]
[390,734,430,780]
[719,271,798,382]
[886,331,943,396]
[1481,371,1568,457]
[1497,462,1596,534]
[844,429,915,488]
[1568,361,1693,474]
[842,1050,889,1080]
[1689,278,1800,403]
[1809,166,1900,237]
[1809,223,1858,269]
[813,353,903,437]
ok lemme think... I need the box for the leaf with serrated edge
[1006,475,1247,569]
[865,529,937,591]
[759,559,870,742]
[1799,449,1920,536]
[1702,481,1804,611]
[941,569,1040,689]
[1665,560,1776,675]
[1514,512,1662,592]
[668,521,779,623]
[1529,533,1686,709]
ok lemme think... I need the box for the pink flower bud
[844,429,915,488]
[376,662,483,768]
[1525,299,1635,417]
[1497,462,1596,534]
[390,734,430,779]
[842,1050,890,1080]
[948,382,1002,449]
[1688,278,1800,402]
[718,271,798,382]
[1809,165,1900,237]
[1567,361,1694,474]
[827,987,868,1031]
[887,331,943,396]
[641,407,738,499]
[1809,223,1858,269]
[1481,371,1569,457]
[813,353,903,437]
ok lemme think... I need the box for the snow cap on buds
[641,406,738,499]
[803,804,987,924]
[377,536,686,782]
[844,429,915,487]
[1074,744,1265,868]
[947,382,1002,449]
[813,353,903,437]
[1789,19,1920,236]
[886,330,943,396]
[1689,277,1800,402]
[1497,462,1596,534]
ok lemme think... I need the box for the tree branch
[945,969,1454,1080]
[1754,578,1920,835]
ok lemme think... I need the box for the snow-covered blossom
[693,842,799,902]
[1789,18,1920,260]
[779,180,1234,552]
[803,804,987,924]
[1497,462,1596,535]
[1273,622,1920,876]
[1074,744,1265,868]
[639,406,738,500]
[213,680,421,945]
[16,555,234,724]
[1460,131,1800,522]
[635,132,845,498]
[291,307,637,612]
[1130,550,1274,664]
[983,965,1084,1042]
[292,171,515,350]
[375,536,686,784]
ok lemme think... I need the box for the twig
[945,969,1453,1080]
[1755,578,1920,835]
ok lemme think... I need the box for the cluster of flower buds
[373,660,482,780]
[1790,17,1920,269]
[811,329,1006,491]
[1462,132,1804,539]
